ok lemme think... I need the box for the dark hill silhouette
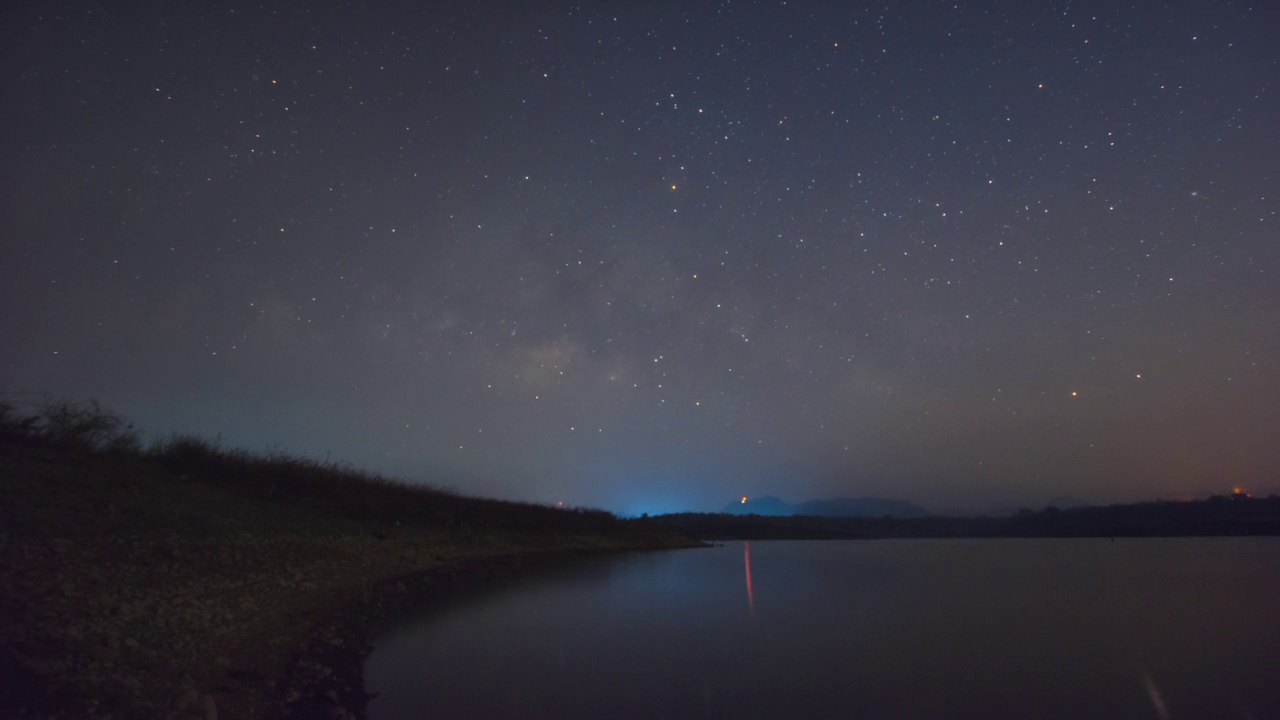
[723,495,794,516]
[0,397,698,720]
[724,495,929,518]
[1044,495,1091,510]
[663,495,1280,540]
[797,497,930,518]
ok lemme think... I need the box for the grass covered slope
[0,399,695,720]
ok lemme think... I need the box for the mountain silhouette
[723,495,795,516]
[724,495,929,518]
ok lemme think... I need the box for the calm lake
[365,538,1280,719]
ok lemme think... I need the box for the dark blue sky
[3,0,1276,514]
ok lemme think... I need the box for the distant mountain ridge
[662,495,1280,540]
[724,495,929,518]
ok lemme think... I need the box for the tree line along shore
[651,495,1280,540]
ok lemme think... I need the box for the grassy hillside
[0,399,694,719]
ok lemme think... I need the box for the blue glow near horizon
[615,506,679,519]
[614,500,702,518]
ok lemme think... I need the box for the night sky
[3,1,1276,515]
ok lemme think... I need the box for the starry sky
[3,1,1277,515]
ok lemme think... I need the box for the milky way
[2,1,1276,514]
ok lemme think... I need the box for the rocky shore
[0,412,697,719]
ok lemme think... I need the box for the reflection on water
[1141,669,1170,720]
[365,538,1280,720]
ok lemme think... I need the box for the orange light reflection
[744,541,755,617]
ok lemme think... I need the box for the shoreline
[4,518,700,720]
[273,539,700,720]
[0,420,701,720]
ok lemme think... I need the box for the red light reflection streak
[744,541,755,617]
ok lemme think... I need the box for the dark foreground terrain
[0,400,695,719]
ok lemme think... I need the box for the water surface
[366,538,1280,719]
